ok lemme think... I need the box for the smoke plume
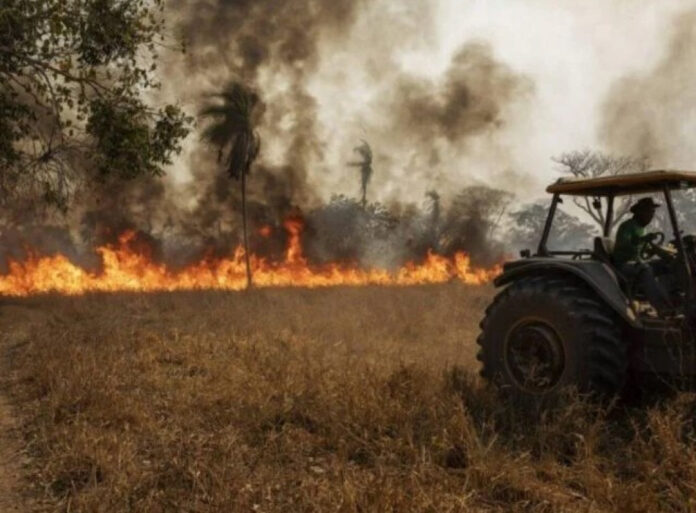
[170,0,367,212]
[167,0,533,209]
[601,8,696,168]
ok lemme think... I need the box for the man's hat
[630,197,661,214]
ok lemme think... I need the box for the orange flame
[258,225,273,238]
[0,225,500,297]
[283,215,306,265]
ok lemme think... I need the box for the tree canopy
[509,201,596,251]
[554,150,648,231]
[199,82,261,182]
[0,0,190,211]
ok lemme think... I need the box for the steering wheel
[640,231,665,260]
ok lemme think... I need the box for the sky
[433,0,689,181]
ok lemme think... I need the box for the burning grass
[4,285,696,512]
[0,228,500,297]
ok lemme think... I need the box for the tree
[200,82,261,289]
[671,189,696,234]
[440,185,512,265]
[347,140,374,208]
[509,202,596,251]
[554,150,648,231]
[0,0,190,211]
[305,194,456,269]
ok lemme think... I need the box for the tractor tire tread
[477,274,627,397]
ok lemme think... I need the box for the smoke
[369,42,533,193]
[109,0,532,266]
[390,43,530,144]
[600,8,696,167]
[13,1,695,269]
[169,0,367,213]
[174,0,361,77]
[165,0,533,210]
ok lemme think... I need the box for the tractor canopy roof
[547,170,696,196]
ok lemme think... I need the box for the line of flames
[0,219,501,297]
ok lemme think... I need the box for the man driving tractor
[479,170,696,400]
[613,197,674,315]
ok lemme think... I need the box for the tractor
[477,170,696,399]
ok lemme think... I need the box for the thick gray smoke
[171,0,367,213]
[601,9,696,168]
[388,43,532,148]
[367,41,533,188]
[167,0,533,208]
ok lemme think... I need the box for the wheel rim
[504,321,565,394]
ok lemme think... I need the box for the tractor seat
[593,237,615,265]
[593,236,633,293]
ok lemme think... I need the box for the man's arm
[642,232,677,259]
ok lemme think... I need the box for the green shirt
[613,218,645,265]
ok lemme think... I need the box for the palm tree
[200,82,261,289]
[347,139,373,208]
[426,190,441,251]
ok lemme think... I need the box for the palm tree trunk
[241,170,252,289]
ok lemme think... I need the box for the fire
[0,224,501,297]
[257,225,273,238]
[283,215,306,265]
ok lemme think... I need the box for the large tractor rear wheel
[477,276,627,399]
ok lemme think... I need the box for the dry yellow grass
[3,284,696,512]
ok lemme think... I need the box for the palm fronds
[199,82,260,180]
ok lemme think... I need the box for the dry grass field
[3,284,696,512]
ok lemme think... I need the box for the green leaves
[87,98,190,180]
[0,0,191,210]
[78,0,145,66]
[0,90,28,168]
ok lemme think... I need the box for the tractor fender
[494,259,641,328]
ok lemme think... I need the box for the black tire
[477,275,627,399]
